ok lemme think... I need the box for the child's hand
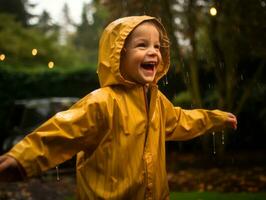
[0,155,25,182]
[226,112,237,130]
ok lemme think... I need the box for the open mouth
[141,62,156,71]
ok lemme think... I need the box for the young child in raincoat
[0,16,237,200]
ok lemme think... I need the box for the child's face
[120,22,162,85]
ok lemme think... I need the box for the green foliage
[170,192,266,200]
[0,14,39,66]
[36,10,60,35]
[0,0,110,71]
[64,197,76,200]
[0,14,92,70]
[0,0,31,26]
[73,1,109,66]
[0,65,98,98]
[172,91,192,108]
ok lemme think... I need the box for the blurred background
[0,0,266,199]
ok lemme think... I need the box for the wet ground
[0,152,265,200]
[0,173,76,200]
[168,166,266,192]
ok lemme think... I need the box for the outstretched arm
[166,108,237,141]
[1,93,110,179]
[159,92,237,141]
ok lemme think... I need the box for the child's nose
[147,47,158,55]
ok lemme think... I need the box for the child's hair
[145,19,169,61]
[148,19,169,49]
[124,19,169,49]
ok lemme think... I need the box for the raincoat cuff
[211,109,230,128]
[4,153,28,180]
[7,150,37,178]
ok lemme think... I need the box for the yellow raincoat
[8,16,229,200]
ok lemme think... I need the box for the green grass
[64,197,76,200]
[63,192,266,200]
[170,192,266,200]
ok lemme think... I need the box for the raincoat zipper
[143,86,150,144]
[143,86,152,199]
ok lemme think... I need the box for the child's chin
[137,73,155,84]
[141,77,155,84]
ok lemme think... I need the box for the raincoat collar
[97,15,170,88]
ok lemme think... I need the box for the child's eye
[137,43,146,48]
[154,44,161,49]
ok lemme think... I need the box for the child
[0,16,237,199]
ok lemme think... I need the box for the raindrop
[257,82,262,90]
[163,75,168,86]
[182,61,185,69]
[56,166,60,181]
[240,74,244,80]
[185,72,190,83]
[122,0,128,9]
[219,62,224,69]
[261,1,266,7]
[164,75,168,85]
[221,130,225,145]
[212,132,216,155]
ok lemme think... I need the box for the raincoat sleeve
[6,92,110,177]
[160,93,228,141]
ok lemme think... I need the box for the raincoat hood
[97,16,170,87]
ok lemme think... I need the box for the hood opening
[97,16,170,88]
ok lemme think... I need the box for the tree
[57,3,76,45]
[0,13,84,69]
[36,10,59,35]
[73,1,109,67]
[0,0,33,26]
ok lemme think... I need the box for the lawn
[170,192,266,200]
[64,192,266,200]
